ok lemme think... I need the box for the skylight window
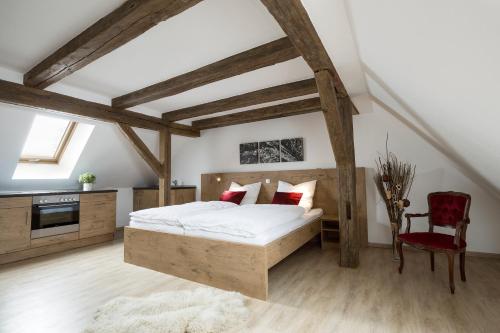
[19,115,77,164]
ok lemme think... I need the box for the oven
[31,194,80,239]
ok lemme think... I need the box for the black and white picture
[240,137,305,164]
[280,138,304,162]
[239,142,258,164]
[258,140,280,163]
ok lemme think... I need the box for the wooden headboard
[201,168,367,245]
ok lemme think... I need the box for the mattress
[129,208,323,246]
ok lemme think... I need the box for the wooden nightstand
[321,215,340,249]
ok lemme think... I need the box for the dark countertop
[0,189,118,198]
[133,185,196,190]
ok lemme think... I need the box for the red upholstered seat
[399,232,466,250]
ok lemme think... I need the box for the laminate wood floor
[0,240,499,333]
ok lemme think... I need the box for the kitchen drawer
[80,218,115,238]
[79,192,116,203]
[0,197,31,209]
[30,232,79,248]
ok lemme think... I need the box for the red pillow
[272,192,303,205]
[219,191,247,204]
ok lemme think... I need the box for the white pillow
[229,181,262,205]
[277,180,317,212]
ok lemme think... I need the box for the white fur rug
[84,288,249,333]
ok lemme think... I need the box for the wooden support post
[315,70,359,267]
[159,128,171,207]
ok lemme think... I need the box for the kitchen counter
[0,189,118,198]
[132,186,196,190]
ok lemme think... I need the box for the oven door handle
[33,202,79,208]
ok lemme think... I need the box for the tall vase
[391,220,402,261]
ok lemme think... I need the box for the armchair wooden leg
[397,241,404,274]
[447,252,455,294]
[430,251,435,272]
[460,252,466,282]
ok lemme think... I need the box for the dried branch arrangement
[374,135,416,227]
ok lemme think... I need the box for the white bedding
[129,208,324,246]
[129,201,238,227]
[181,204,305,238]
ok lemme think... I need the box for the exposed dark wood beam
[162,78,317,122]
[167,122,200,138]
[24,0,202,89]
[0,79,199,137]
[117,123,162,176]
[192,98,322,130]
[260,0,349,99]
[315,69,359,268]
[112,37,300,109]
[159,128,171,206]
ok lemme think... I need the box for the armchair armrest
[404,212,429,233]
[454,219,469,247]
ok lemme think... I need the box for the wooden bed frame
[124,168,367,300]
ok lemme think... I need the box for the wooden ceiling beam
[162,78,317,122]
[24,0,202,89]
[260,0,351,101]
[112,37,300,109]
[117,123,163,176]
[159,128,172,206]
[0,79,199,137]
[192,97,322,130]
[167,122,200,138]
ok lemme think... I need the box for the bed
[124,168,367,300]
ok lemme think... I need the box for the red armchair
[397,191,471,294]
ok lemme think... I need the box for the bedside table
[321,215,340,249]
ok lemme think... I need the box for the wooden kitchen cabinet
[79,192,116,239]
[0,197,31,254]
[133,187,196,211]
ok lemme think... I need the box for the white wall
[171,101,500,254]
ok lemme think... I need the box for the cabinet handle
[25,209,29,225]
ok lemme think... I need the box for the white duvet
[129,201,238,227]
[180,204,306,238]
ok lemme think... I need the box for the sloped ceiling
[0,0,497,195]
[346,0,500,194]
